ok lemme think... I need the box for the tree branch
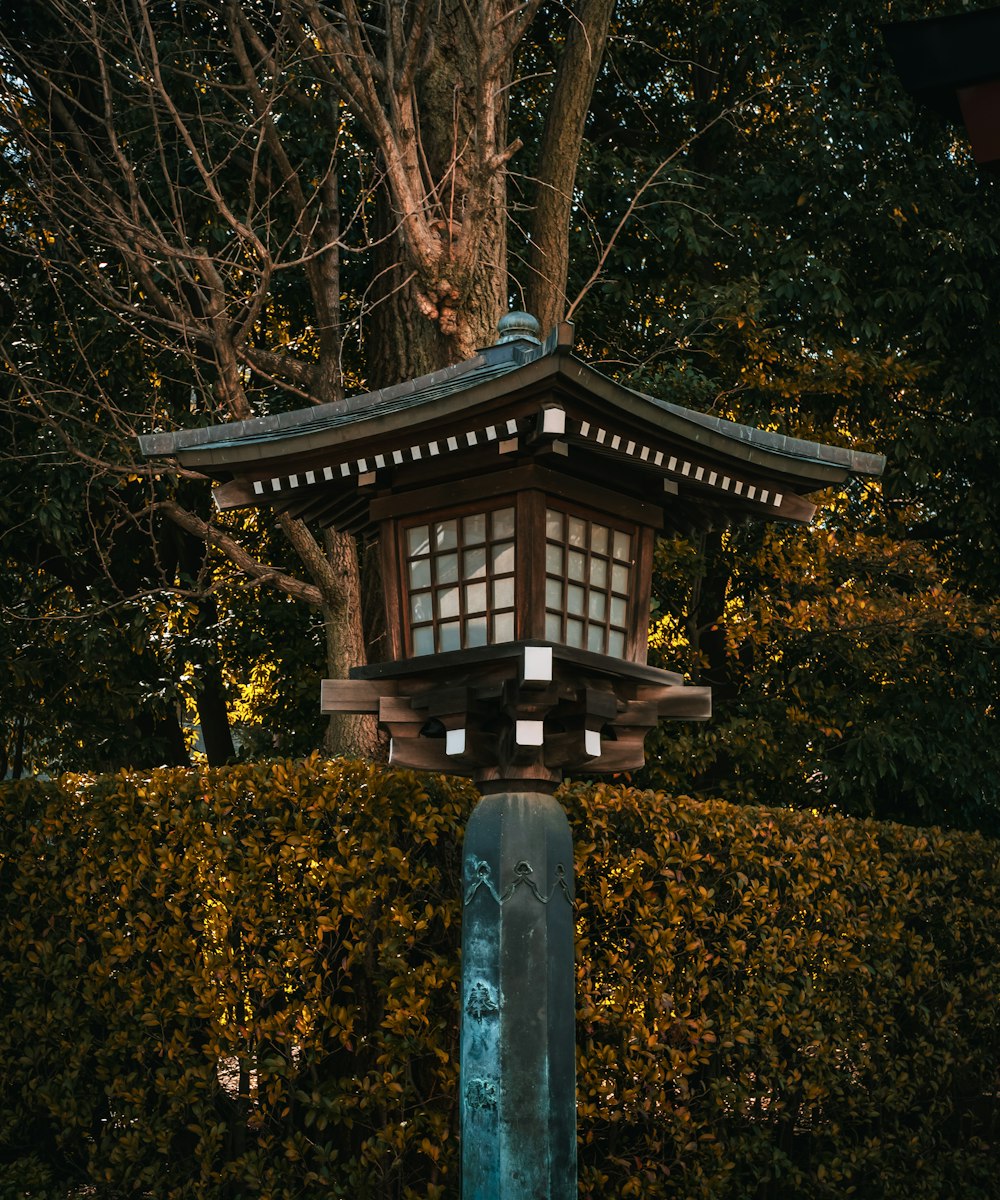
[157,499,324,607]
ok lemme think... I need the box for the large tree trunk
[368,0,511,384]
[0,0,618,764]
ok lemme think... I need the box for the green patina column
[460,791,577,1199]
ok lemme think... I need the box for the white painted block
[523,645,553,682]
[585,729,602,758]
[446,728,466,756]
[542,407,566,435]
[515,720,545,746]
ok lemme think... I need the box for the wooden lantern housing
[140,316,883,792]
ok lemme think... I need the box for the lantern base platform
[322,641,710,792]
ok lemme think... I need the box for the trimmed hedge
[0,758,998,1198]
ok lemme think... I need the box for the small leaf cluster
[1,762,998,1198]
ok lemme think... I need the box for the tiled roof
[138,335,549,458]
[139,323,884,482]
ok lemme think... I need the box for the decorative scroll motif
[465,1077,499,1111]
[465,980,500,1021]
[464,859,573,908]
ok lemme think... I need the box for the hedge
[0,758,997,1199]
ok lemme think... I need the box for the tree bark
[366,0,512,384]
[686,529,734,696]
[0,0,617,764]
[196,666,237,766]
[526,0,617,333]
[321,528,380,759]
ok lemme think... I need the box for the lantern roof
[139,319,883,537]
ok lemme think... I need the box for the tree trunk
[526,0,616,332]
[196,660,237,766]
[322,528,380,759]
[368,0,510,385]
[687,529,733,695]
[0,0,618,767]
[135,707,190,769]
[10,715,26,780]
[179,531,238,765]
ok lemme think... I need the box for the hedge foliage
[1,758,998,1199]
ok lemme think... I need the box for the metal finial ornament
[496,310,542,344]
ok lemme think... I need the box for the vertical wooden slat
[517,490,548,642]
[379,516,405,661]
[627,523,657,664]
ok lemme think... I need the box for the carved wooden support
[321,641,710,793]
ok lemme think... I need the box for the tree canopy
[1,0,997,830]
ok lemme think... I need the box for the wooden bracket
[321,641,710,792]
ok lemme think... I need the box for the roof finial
[496,310,541,345]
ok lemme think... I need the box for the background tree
[570,0,1000,830]
[0,0,616,763]
[1,0,997,829]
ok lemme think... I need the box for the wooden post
[460,790,577,1198]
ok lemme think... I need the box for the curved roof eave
[559,358,885,483]
[138,338,885,487]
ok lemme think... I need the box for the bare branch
[157,499,324,606]
[566,106,741,321]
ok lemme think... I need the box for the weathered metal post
[141,310,882,1196]
[460,791,576,1198]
